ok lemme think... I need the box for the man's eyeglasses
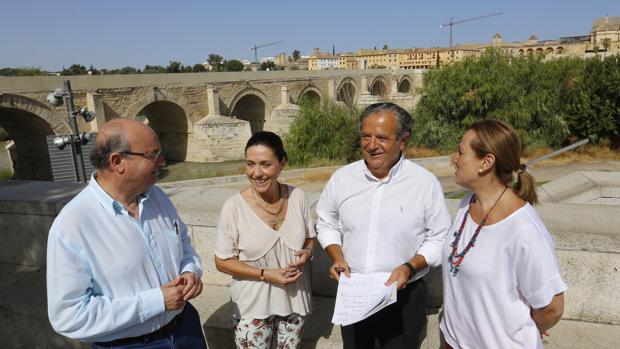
[121,150,162,161]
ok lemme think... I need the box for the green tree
[0,67,47,76]
[291,49,301,62]
[62,64,88,75]
[564,55,620,145]
[223,59,244,72]
[207,54,224,71]
[192,63,207,72]
[412,49,572,151]
[382,44,389,50]
[143,65,166,74]
[113,66,139,74]
[259,61,276,71]
[167,61,182,73]
[285,102,360,167]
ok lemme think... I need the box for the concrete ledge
[539,171,620,204]
[0,180,83,215]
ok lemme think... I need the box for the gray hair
[359,102,413,139]
[89,132,130,170]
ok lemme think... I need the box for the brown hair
[468,119,538,205]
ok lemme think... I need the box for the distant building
[275,53,287,65]
[308,48,339,70]
[307,16,620,71]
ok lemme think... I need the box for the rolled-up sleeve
[316,177,343,249]
[214,200,240,260]
[46,233,165,341]
[416,178,452,268]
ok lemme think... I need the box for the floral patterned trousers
[232,313,305,349]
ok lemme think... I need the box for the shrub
[411,49,620,151]
[285,101,360,167]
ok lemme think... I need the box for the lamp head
[53,135,71,150]
[77,107,96,122]
[46,88,65,106]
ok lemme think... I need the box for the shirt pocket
[163,228,183,267]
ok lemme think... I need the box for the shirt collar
[88,173,152,216]
[363,154,406,183]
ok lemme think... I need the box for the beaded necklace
[251,183,285,230]
[448,186,508,276]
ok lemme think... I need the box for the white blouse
[440,193,567,349]
[214,186,316,319]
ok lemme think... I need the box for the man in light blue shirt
[46,118,207,348]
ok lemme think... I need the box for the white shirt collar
[362,154,406,183]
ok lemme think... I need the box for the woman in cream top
[215,131,315,349]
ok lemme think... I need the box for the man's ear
[109,153,124,173]
[399,132,411,149]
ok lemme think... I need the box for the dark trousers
[93,302,207,349]
[341,279,427,349]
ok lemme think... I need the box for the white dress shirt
[316,156,451,279]
[46,174,203,342]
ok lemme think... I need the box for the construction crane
[440,12,502,47]
[249,41,285,70]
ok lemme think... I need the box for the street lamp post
[47,80,96,183]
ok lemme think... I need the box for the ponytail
[512,165,538,205]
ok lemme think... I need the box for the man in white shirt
[46,119,207,348]
[316,102,451,349]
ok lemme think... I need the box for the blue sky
[2,0,619,71]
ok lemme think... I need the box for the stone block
[557,249,620,324]
[0,213,54,266]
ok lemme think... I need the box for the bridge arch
[397,76,413,93]
[369,75,389,98]
[124,89,192,162]
[0,94,70,180]
[336,77,358,107]
[229,88,271,134]
[297,85,322,105]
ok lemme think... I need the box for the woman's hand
[263,267,303,287]
[288,248,312,269]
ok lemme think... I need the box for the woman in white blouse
[441,120,566,349]
[214,131,315,349]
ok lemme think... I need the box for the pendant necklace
[448,186,508,276]
[251,183,285,230]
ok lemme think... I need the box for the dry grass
[523,145,620,166]
[298,169,337,183]
[406,146,450,158]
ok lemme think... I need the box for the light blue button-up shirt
[46,175,203,342]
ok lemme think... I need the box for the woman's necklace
[251,183,285,230]
[447,186,508,276]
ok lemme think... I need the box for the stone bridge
[0,70,423,180]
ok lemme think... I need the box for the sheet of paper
[331,272,397,326]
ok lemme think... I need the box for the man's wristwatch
[402,262,416,279]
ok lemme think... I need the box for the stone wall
[1,178,619,348]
